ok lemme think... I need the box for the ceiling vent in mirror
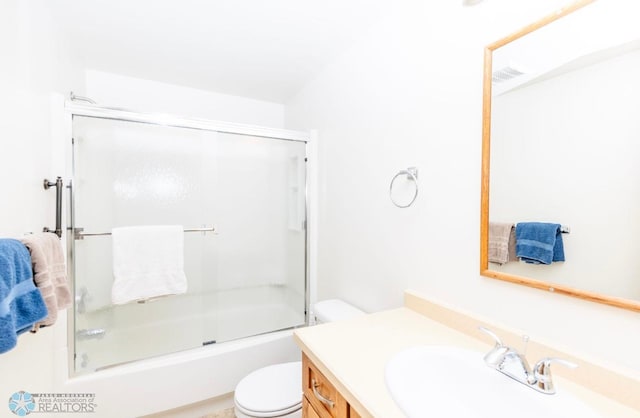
[492,66,526,83]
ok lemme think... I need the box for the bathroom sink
[385,346,602,418]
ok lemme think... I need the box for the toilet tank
[313,299,365,324]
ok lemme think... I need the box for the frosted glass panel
[71,116,306,374]
[203,133,307,343]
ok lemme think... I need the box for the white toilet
[233,299,365,418]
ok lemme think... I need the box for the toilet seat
[235,401,301,418]
[234,361,302,417]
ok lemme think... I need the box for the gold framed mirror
[480,0,640,312]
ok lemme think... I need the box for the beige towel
[20,232,71,329]
[488,222,516,265]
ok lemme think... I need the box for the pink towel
[20,232,71,330]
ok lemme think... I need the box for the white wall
[490,48,640,300]
[0,1,80,238]
[285,0,640,375]
[84,70,286,127]
[0,0,81,404]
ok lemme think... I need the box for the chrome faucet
[479,326,577,394]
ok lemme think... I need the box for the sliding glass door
[71,116,306,374]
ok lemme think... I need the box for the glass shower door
[71,116,306,374]
[201,132,307,344]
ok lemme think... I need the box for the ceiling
[54,0,384,103]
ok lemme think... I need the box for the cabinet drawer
[303,396,322,418]
[302,353,348,418]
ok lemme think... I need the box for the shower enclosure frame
[64,100,311,377]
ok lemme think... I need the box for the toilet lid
[235,361,302,414]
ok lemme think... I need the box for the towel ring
[389,167,419,208]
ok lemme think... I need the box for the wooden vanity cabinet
[302,353,362,418]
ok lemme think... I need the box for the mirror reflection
[481,0,640,311]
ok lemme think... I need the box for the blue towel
[0,239,48,354]
[515,222,565,265]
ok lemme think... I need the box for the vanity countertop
[294,306,640,418]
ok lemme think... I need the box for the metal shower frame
[64,98,312,376]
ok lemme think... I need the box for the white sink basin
[385,346,602,418]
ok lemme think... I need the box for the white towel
[111,225,187,305]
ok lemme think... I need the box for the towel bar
[43,177,63,238]
[73,226,216,240]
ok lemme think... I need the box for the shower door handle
[67,179,75,238]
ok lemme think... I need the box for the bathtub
[59,285,305,418]
[74,285,305,373]
[58,328,301,417]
